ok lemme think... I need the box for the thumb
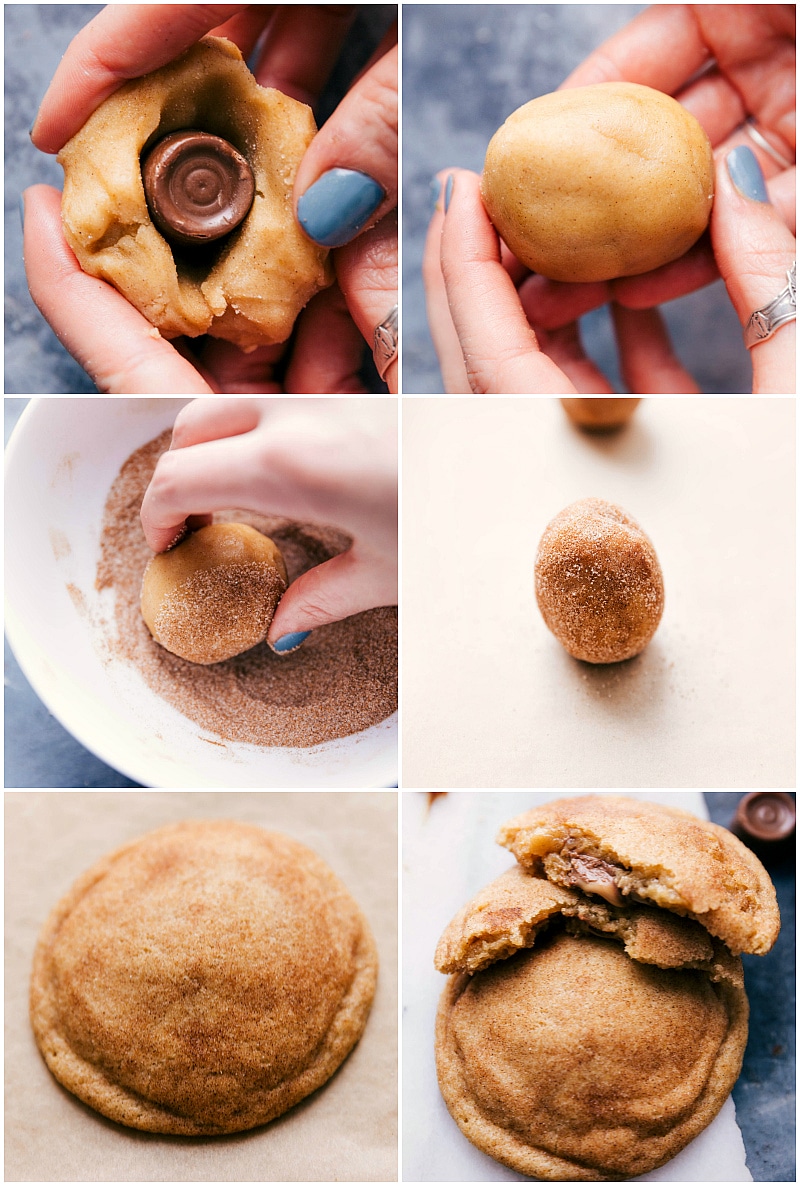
[267,547,397,653]
[294,43,397,248]
[712,147,796,394]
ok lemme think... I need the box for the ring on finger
[373,303,398,381]
[744,118,794,170]
[744,261,796,349]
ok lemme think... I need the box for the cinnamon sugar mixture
[96,430,397,747]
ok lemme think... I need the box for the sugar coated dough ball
[141,523,288,664]
[58,37,332,351]
[482,82,714,283]
[561,398,641,431]
[535,498,664,664]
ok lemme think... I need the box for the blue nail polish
[444,173,454,214]
[297,168,384,247]
[271,630,311,654]
[430,176,442,213]
[727,145,769,203]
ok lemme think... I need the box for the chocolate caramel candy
[142,129,255,246]
[733,792,795,848]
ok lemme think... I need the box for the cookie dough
[435,931,748,1181]
[30,820,378,1135]
[141,522,288,664]
[535,497,664,663]
[58,37,333,351]
[482,82,714,283]
[497,795,781,956]
[561,397,641,431]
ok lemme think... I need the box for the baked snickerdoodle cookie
[498,795,780,956]
[435,930,748,1181]
[30,820,377,1135]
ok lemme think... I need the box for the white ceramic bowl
[5,399,397,788]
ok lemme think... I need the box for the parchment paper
[402,791,752,1183]
[5,791,398,1182]
[402,398,795,788]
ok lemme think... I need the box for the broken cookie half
[434,863,737,977]
[497,794,780,956]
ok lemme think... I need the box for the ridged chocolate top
[141,129,254,246]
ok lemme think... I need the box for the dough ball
[561,397,641,431]
[58,37,332,351]
[482,82,714,283]
[141,522,288,664]
[30,820,378,1135]
[535,498,664,664]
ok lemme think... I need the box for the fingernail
[430,176,442,213]
[444,173,454,214]
[19,193,25,229]
[297,168,384,247]
[727,145,770,203]
[270,630,311,654]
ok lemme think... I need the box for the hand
[26,5,397,393]
[424,169,702,394]
[713,146,795,394]
[140,398,397,649]
[424,5,795,394]
[563,3,795,314]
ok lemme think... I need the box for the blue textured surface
[5,4,394,395]
[401,3,752,394]
[704,792,796,1182]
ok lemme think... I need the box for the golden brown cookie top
[435,931,748,1180]
[434,863,719,975]
[497,795,780,956]
[30,820,377,1135]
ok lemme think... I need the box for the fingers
[208,6,276,59]
[169,398,265,451]
[284,283,369,393]
[561,4,708,93]
[712,147,796,394]
[251,4,356,105]
[438,169,577,394]
[612,170,794,311]
[32,4,249,153]
[533,324,615,394]
[690,4,796,154]
[295,44,397,247]
[22,185,212,395]
[517,274,611,331]
[334,211,398,392]
[422,177,472,392]
[612,236,718,309]
[140,397,397,552]
[267,544,397,644]
[611,305,700,394]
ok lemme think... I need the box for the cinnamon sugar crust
[96,431,397,747]
[30,820,378,1135]
[435,932,748,1181]
[535,497,664,664]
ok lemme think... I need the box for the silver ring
[745,118,794,170]
[373,304,398,381]
[744,261,796,349]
